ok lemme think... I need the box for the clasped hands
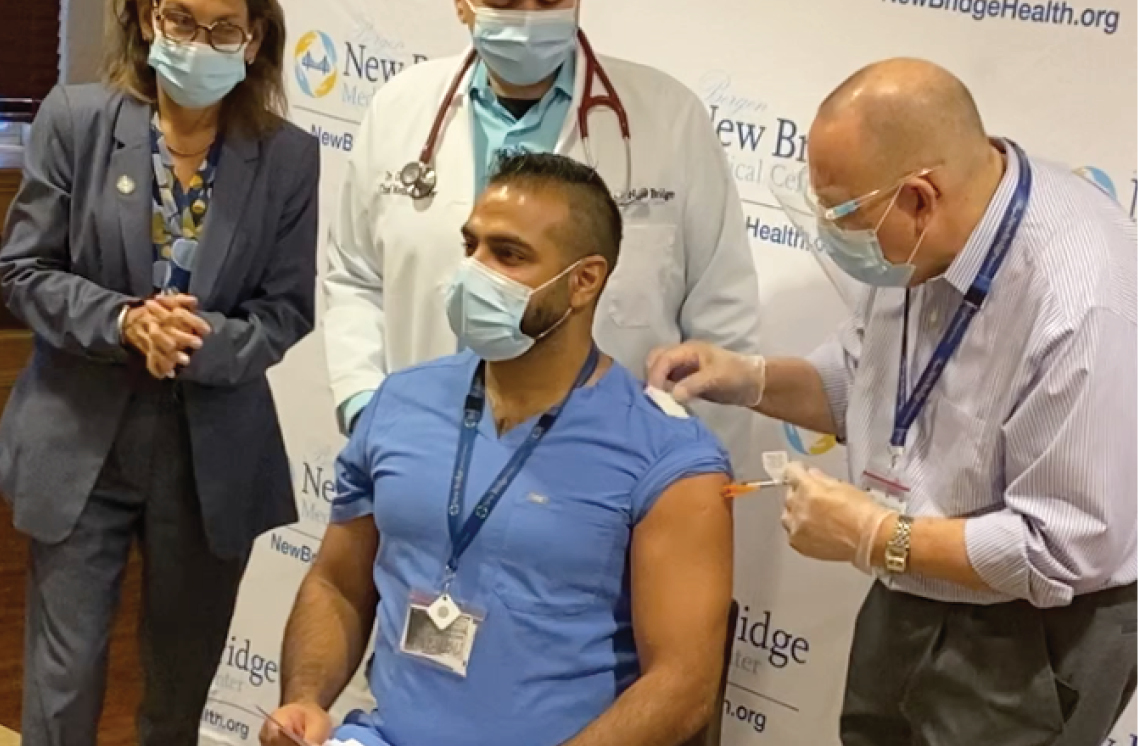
[122,294,211,379]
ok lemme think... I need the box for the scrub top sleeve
[629,424,733,524]
[330,384,388,523]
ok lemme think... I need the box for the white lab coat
[324,45,763,477]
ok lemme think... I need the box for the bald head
[811,58,989,192]
[805,58,1009,288]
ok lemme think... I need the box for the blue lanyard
[892,141,1032,455]
[445,346,600,577]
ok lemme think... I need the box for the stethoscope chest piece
[400,161,437,200]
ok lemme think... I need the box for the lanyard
[892,141,1032,459]
[444,346,600,579]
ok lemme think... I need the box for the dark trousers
[842,581,1137,746]
[21,382,250,746]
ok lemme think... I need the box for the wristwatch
[884,515,914,575]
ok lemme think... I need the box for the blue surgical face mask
[819,191,928,288]
[148,28,247,109]
[467,2,578,87]
[445,257,578,361]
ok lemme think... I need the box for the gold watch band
[884,514,914,575]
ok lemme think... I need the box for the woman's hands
[123,294,212,378]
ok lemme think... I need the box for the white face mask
[820,189,929,288]
[444,257,579,361]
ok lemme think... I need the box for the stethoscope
[397,30,632,202]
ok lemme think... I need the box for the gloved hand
[781,462,896,574]
[646,341,766,407]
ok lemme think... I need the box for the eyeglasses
[154,5,251,53]
[820,168,936,223]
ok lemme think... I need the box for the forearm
[561,668,713,746]
[280,573,376,709]
[871,514,990,591]
[752,358,838,436]
[1,269,134,361]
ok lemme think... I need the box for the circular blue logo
[782,422,837,456]
[294,30,338,99]
[1074,166,1117,201]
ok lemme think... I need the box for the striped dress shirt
[807,141,1137,607]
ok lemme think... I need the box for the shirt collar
[469,54,577,106]
[943,138,1021,294]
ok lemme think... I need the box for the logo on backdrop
[291,27,429,119]
[1075,166,1116,199]
[260,450,341,567]
[294,30,339,99]
[211,636,280,695]
[877,0,1122,36]
[724,605,812,736]
[1103,732,1138,746]
[697,70,815,251]
[290,449,339,526]
[783,423,837,456]
[1073,167,1138,221]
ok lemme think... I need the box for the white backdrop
[199,1,1138,745]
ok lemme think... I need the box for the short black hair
[488,152,622,274]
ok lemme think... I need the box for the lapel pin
[116,175,135,195]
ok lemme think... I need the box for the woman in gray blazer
[0,1,318,744]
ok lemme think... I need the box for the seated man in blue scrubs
[261,153,734,746]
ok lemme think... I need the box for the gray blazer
[0,84,319,558]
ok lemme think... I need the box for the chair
[682,598,740,746]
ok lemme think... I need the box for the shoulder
[352,353,474,440]
[261,118,318,160]
[368,55,465,111]
[1019,157,1137,328]
[36,83,127,131]
[597,363,731,473]
[599,54,708,122]
[587,363,730,521]
[253,119,320,195]
[380,351,476,400]
[354,55,464,157]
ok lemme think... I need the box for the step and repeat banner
[199,1,1137,745]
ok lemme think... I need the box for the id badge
[861,459,910,513]
[400,590,483,677]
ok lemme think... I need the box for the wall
[60,0,106,85]
[199,2,1138,745]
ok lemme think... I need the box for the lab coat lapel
[448,49,478,207]
[554,45,587,156]
[189,133,258,303]
[556,43,629,199]
[110,97,155,297]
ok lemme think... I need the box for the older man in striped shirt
[649,58,1136,746]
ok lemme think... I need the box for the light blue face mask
[445,257,577,361]
[818,180,930,288]
[468,2,578,87]
[148,30,247,109]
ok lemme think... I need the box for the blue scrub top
[331,351,731,746]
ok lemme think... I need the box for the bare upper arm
[630,472,733,681]
[309,516,380,616]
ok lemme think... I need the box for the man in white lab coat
[324,0,760,472]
